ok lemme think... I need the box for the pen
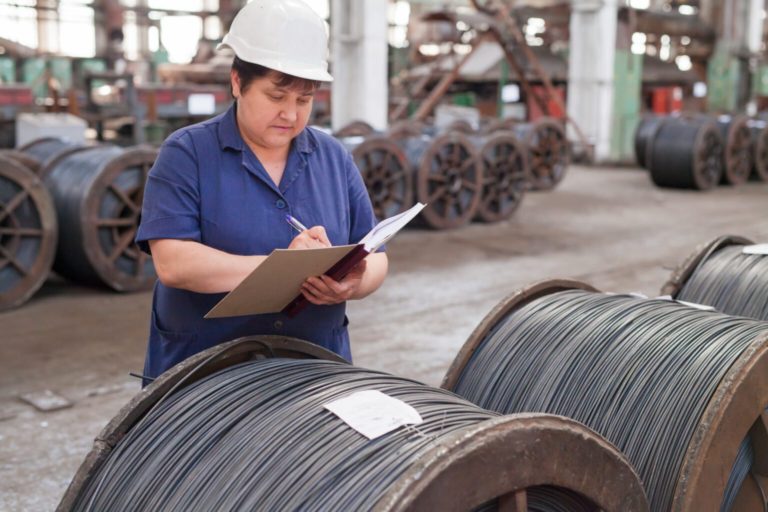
[285,214,308,233]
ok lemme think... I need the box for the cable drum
[390,129,483,229]
[18,137,86,177]
[0,149,42,175]
[0,155,57,311]
[662,235,768,321]
[334,120,376,138]
[634,115,667,168]
[443,279,768,512]
[747,118,768,182]
[647,116,723,190]
[714,115,752,185]
[509,118,568,191]
[338,135,414,220]
[59,336,649,512]
[43,144,157,291]
[468,131,530,222]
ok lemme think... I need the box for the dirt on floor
[2,165,767,510]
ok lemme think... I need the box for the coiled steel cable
[43,144,156,291]
[448,288,768,512]
[721,437,753,512]
[676,244,768,321]
[19,137,84,176]
[68,357,641,512]
[634,115,667,169]
[647,116,723,190]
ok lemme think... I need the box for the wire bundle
[73,359,504,511]
[676,245,768,321]
[450,290,768,512]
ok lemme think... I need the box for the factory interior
[2,0,768,511]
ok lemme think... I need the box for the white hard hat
[217,0,333,82]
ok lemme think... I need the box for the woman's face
[232,70,315,153]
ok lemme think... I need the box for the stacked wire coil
[444,280,768,512]
[60,337,649,512]
[664,235,768,321]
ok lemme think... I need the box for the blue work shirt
[135,104,378,380]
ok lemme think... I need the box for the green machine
[0,58,15,84]
[610,50,642,161]
[707,43,742,112]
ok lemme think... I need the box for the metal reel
[387,120,426,140]
[416,133,483,229]
[722,116,752,185]
[475,131,529,223]
[351,137,414,220]
[516,118,569,190]
[334,120,375,138]
[752,125,768,182]
[0,150,42,176]
[692,124,725,190]
[0,155,57,311]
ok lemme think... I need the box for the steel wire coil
[0,155,57,310]
[390,129,483,229]
[43,144,157,291]
[18,137,87,177]
[339,135,414,220]
[444,279,768,511]
[647,116,723,190]
[747,119,768,181]
[634,115,667,168]
[662,235,768,321]
[334,120,376,138]
[0,149,42,175]
[509,118,568,191]
[468,131,530,222]
[60,336,648,512]
[713,115,752,185]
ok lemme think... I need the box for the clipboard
[205,202,426,319]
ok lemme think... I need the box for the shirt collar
[218,102,316,155]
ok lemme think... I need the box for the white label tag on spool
[743,244,768,255]
[655,295,717,311]
[324,390,423,440]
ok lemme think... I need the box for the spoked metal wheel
[753,125,768,182]
[0,150,42,175]
[416,133,483,229]
[475,131,529,223]
[693,125,725,190]
[334,120,375,138]
[44,145,158,291]
[515,118,569,190]
[721,116,752,185]
[350,137,413,220]
[0,155,57,311]
[387,120,426,140]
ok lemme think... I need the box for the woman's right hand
[288,226,331,250]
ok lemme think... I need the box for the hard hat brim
[217,41,334,82]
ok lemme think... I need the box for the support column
[566,0,619,162]
[330,0,388,132]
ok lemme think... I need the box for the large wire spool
[60,336,649,512]
[661,235,768,321]
[510,118,568,191]
[18,137,86,177]
[44,144,157,291]
[334,119,376,138]
[391,130,483,229]
[0,149,42,175]
[469,131,530,223]
[339,135,414,220]
[747,118,768,182]
[0,155,57,311]
[714,115,752,185]
[443,279,768,512]
[634,115,667,168]
[647,116,723,190]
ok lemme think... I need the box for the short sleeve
[344,150,384,252]
[135,132,201,254]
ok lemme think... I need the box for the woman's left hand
[301,260,367,305]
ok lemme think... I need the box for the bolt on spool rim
[351,137,413,220]
[476,132,529,223]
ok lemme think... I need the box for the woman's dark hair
[231,56,319,95]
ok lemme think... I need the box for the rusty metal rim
[17,136,63,152]
[475,131,530,223]
[659,235,754,298]
[691,121,723,190]
[441,279,598,390]
[0,156,58,311]
[387,120,426,140]
[375,413,649,512]
[0,150,42,175]
[350,136,414,218]
[80,145,158,292]
[334,120,376,138]
[522,117,569,191]
[415,132,483,230]
[754,125,768,182]
[671,333,768,510]
[722,116,752,186]
[56,335,345,512]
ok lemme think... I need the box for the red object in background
[651,86,683,114]
[527,85,566,121]
[0,86,34,106]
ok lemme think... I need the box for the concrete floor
[2,164,767,510]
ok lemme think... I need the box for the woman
[135,0,388,381]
